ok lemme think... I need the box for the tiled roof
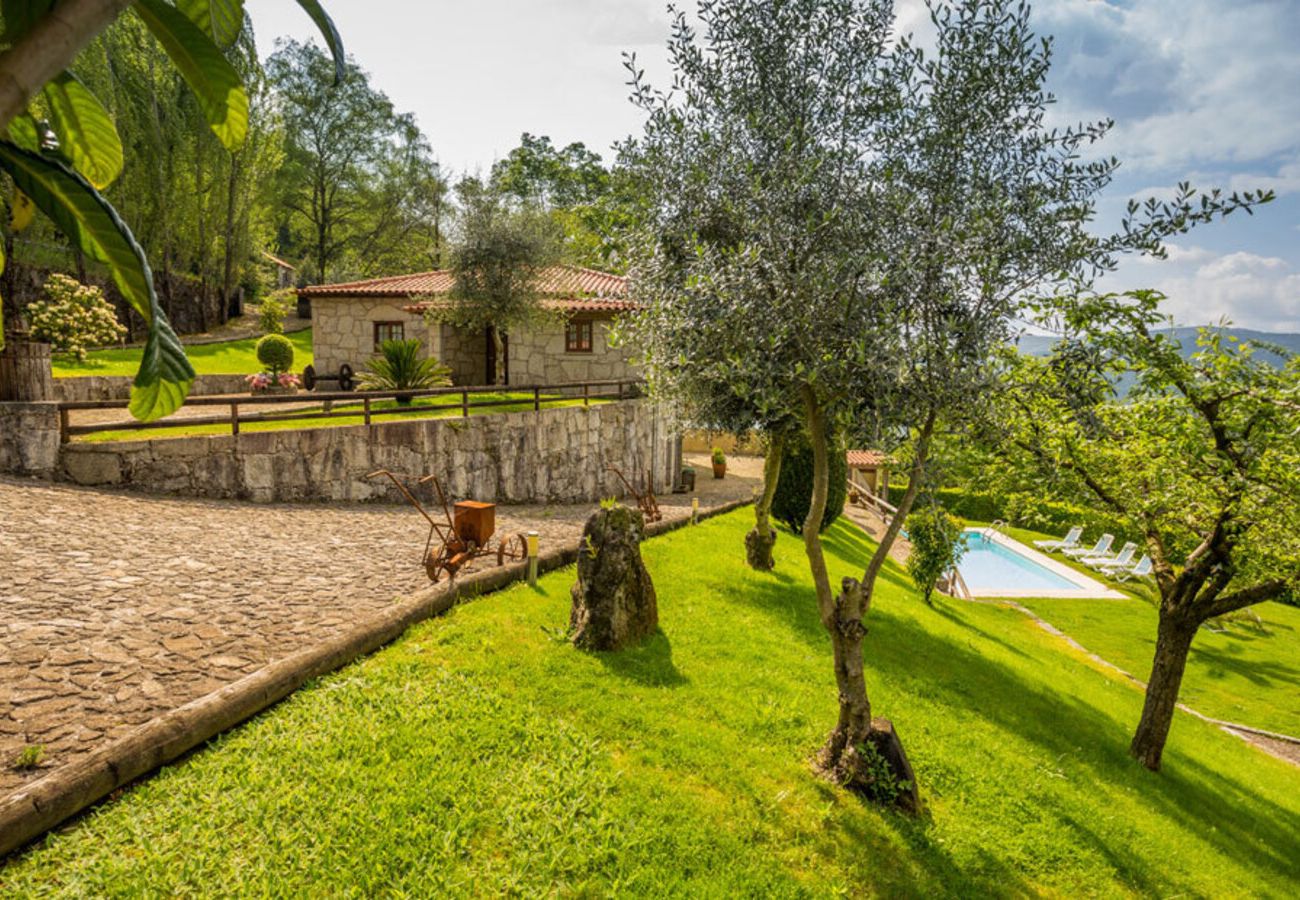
[299,264,627,300]
[846,449,891,468]
[401,296,638,315]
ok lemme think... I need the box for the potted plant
[247,334,299,395]
[711,447,727,479]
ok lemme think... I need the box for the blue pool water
[956,530,1080,593]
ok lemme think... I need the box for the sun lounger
[1083,541,1136,570]
[1063,533,1112,559]
[1033,526,1082,552]
[1103,554,1153,582]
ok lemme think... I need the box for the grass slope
[52,329,314,377]
[3,513,1298,895]
[999,524,1300,738]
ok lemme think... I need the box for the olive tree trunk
[799,388,872,767]
[745,431,785,570]
[1130,610,1198,771]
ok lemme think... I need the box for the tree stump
[569,504,658,650]
[745,525,777,571]
[0,336,54,402]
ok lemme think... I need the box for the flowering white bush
[25,274,126,360]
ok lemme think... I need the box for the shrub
[356,339,452,401]
[711,447,726,465]
[772,432,846,534]
[258,288,293,334]
[25,274,126,360]
[905,505,966,606]
[256,333,294,376]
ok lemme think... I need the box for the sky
[246,0,1300,331]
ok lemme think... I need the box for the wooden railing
[57,379,644,442]
[848,480,900,525]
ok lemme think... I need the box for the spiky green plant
[356,339,452,403]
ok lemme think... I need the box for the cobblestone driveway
[0,455,760,796]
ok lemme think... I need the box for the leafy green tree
[904,506,966,607]
[1005,290,1300,770]
[442,178,562,386]
[622,0,1267,796]
[267,39,444,285]
[0,0,343,420]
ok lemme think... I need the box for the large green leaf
[43,71,125,190]
[293,0,345,84]
[134,0,248,151]
[176,0,245,48]
[0,142,194,420]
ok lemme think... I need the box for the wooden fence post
[363,397,371,426]
[533,386,540,411]
[230,402,239,435]
[462,390,469,417]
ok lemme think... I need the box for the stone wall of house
[438,322,486,385]
[507,315,637,385]
[58,400,678,504]
[0,402,60,476]
[309,295,431,377]
[52,374,250,403]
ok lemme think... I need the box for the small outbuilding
[846,449,891,499]
[299,264,638,387]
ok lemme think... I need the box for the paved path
[0,454,762,795]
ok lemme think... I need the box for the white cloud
[1110,247,1300,331]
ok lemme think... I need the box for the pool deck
[964,530,1126,600]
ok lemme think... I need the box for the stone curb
[0,496,753,859]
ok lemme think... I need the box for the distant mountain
[1015,326,1300,364]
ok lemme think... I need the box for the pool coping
[960,529,1127,599]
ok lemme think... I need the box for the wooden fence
[57,379,643,442]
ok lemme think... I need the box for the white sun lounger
[1033,526,1082,552]
[1103,554,1153,582]
[1083,541,1136,570]
[1064,533,1113,559]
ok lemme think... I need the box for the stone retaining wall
[59,400,677,504]
[0,402,60,476]
[53,374,250,403]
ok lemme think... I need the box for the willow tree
[1006,292,1300,770]
[623,0,1266,799]
[0,0,343,420]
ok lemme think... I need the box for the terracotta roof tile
[299,264,627,300]
[846,449,891,467]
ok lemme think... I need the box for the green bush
[256,333,294,376]
[905,506,966,606]
[772,433,846,534]
[258,289,293,335]
[25,274,126,360]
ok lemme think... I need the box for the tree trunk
[745,431,785,570]
[220,153,241,325]
[492,326,506,386]
[0,336,53,401]
[1130,611,1199,771]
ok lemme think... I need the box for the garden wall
[53,374,249,403]
[0,402,60,476]
[58,400,678,504]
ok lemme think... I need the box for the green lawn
[997,523,1300,738]
[77,393,605,442]
[3,512,1298,895]
[52,328,314,377]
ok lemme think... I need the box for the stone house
[299,265,638,387]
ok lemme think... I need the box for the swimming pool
[955,529,1120,598]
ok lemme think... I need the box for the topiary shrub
[772,433,846,534]
[256,333,294,376]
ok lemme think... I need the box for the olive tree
[442,178,562,386]
[622,0,1267,798]
[1006,291,1300,770]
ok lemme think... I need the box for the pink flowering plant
[245,371,300,394]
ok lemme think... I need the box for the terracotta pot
[712,461,726,479]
